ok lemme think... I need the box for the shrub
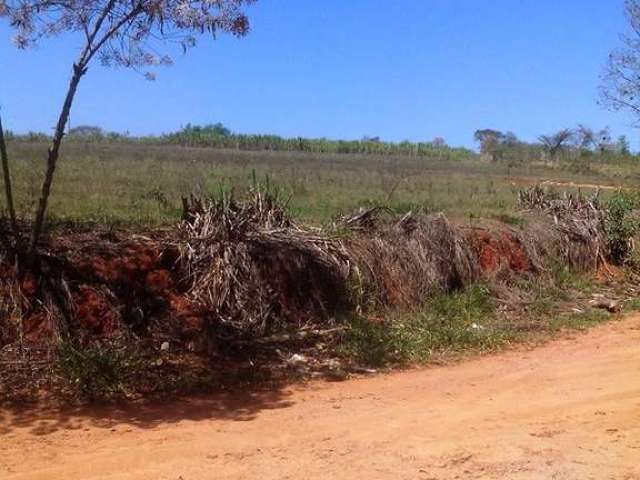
[604,191,640,264]
[56,340,139,399]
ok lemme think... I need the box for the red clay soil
[1,315,639,479]
[595,262,626,284]
[74,286,120,335]
[3,235,208,344]
[468,230,531,274]
[3,224,541,348]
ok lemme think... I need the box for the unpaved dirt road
[2,317,640,480]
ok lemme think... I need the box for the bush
[604,191,640,264]
[56,340,139,399]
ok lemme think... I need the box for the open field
[4,141,639,226]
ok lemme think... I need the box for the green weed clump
[604,191,640,264]
[56,340,140,399]
[342,284,511,367]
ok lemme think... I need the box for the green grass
[1,140,635,227]
[491,212,526,226]
[341,284,514,367]
[623,297,640,312]
[341,266,629,369]
[56,340,140,399]
[548,309,610,332]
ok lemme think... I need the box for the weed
[342,284,511,367]
[549,309,610,331]
[604,191,640,264]
[491,212,525,226]
[623,297,640,312]
[550,259,596,294]
[3,140,631,227]
[56,340,140,399]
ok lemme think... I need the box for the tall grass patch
[342,284,512,367]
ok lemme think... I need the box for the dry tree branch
[0,113,19,255]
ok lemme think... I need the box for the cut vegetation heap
[0,185,637,400]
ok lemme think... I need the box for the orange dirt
[4,236,207,342]
[470,230,531,273]
[74,287,119,335]
[595,262,626,284]
[2,316,640,479]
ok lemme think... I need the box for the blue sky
[0,0,636,148]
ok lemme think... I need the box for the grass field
[2,140,637,227]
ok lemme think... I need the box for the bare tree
[575,124,596,151]
[0,0,255,259]
[601,0,640,120]
[538,128,574,160]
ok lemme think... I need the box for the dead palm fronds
[343,212,480,309]
[177,195,481,336]
[517,186,607,272]
[177,191,351,336]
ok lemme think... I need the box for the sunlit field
[4,140,636,226]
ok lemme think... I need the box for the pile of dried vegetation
[1,185,637,401]
[517,185,607,271]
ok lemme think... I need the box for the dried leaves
[176,195,481,335]
[177,191,350,336]
[517,185,607,272]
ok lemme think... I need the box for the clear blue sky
[0,0,636,148]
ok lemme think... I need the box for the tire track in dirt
[1,316,640,480]
[538,179,624,191]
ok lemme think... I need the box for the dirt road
[2,316,640,480]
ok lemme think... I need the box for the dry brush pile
[516,185,607,271]
[0,185,632,398]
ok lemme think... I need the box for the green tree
[1,0,255,260]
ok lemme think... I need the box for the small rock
[160,341,170,352]
[324,359,348,381]
[589,298,621,313]
[325,368,348,381]
[351,366,377,375]
[286,353,309,368]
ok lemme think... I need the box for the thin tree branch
[0,113,18,237]
[84,3,144,64]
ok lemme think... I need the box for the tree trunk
[28,63,86,257]
[0,114,18,258]
[0,114,18,235]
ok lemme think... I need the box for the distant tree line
[8,122,473,159]
[473,126,636,165]
[160,124,469,157]
[7,122,636,165]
